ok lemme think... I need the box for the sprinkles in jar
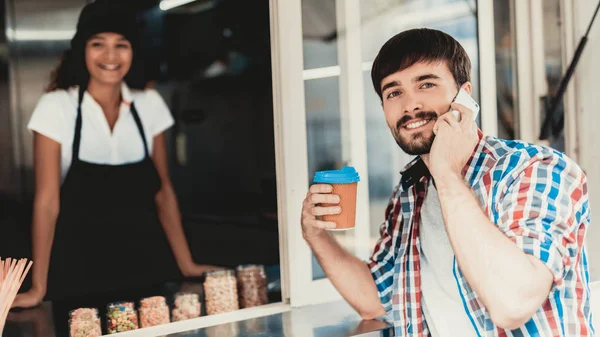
[139,296,170,328]
[204,269,239,315]
[69,308,101,337]
[172,292,201,321]
[236,264,268,308]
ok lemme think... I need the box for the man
[301,28,593,336]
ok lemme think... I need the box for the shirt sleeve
[367,185,403,314]
[145,89,175,136]
[494,150,589,290]
[27,93,64,144]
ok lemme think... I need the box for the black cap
[71,0,140,48]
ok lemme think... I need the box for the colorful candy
[106,302,138,333]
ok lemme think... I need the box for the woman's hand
[11,286,46,309]
[180,263,223,278]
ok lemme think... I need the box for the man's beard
[390,111,438,156]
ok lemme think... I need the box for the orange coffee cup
[313,166,360,230]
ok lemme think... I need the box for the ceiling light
[159,0,196,11]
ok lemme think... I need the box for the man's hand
[430,102,479,181]
[301,184,341,240]
[300,184,386,320]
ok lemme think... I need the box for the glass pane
[303,0,483,281]
[358,0,481,248]
[302,0,358,280]
[493,0,519,140]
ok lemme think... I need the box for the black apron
[46,87,180,301]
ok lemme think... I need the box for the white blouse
[27,83,174,180]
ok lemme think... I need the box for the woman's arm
[12,133,61,308]
[152,132,219,277]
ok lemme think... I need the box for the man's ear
[461,82,473,95]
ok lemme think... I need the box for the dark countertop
[4,280,393,337]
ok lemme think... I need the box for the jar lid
[175,292,199,300]
[139,296,167,308]
[69,308,99,321]
[236,264,264,270]
[236,264,266,275]
[206,269,235,278]
[107,301,135,311]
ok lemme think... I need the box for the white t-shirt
[27,83,174,180]
[419,179,478,337]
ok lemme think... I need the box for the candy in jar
[69,308,101,337]
[139,296,170,328]
[236,264,268,308]
[203,269,239,315]
[172,292,201,321]
[106,302,138,333]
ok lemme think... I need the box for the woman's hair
[46,38,147,92]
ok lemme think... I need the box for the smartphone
[451,88,480,121]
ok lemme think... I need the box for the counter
[4,301,391,337]
[4,279,392,337]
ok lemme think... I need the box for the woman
[13,1,216,308]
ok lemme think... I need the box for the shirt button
[462,288,468,295]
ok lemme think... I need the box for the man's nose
[402,95,423,114]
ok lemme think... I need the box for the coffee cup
[313,166,360,230]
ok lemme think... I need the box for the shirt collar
[398,129,486,192]
[69,82,134,106]
[120,82,133,105]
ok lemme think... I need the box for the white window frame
[478,0,500,136]
[560,0,580,160]
[514,0,547,144]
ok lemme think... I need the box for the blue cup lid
[313,166,360,184]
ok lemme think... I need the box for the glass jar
[69,308,101,337]
[203,269,239,315]
[172,292,201,321]
[236,264,268,308]
[139,296,170,328]
[106,302,138,333]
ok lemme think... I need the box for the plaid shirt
[368,133,594,336]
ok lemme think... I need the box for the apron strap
[71,86,85,163]
[72,87,151,161]
[130,103,151,159]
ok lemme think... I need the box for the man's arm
[426,102,582,330]
[302,184,387,319]
[435,171,553,330]
[306,231,386,319]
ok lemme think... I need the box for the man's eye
[91,42,103,47]
[421,83,436,89]
[386,91,401,99]
[117,44,130,49]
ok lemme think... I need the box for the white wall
[572,0,600,280]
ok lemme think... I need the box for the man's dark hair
[371,28,471,100]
